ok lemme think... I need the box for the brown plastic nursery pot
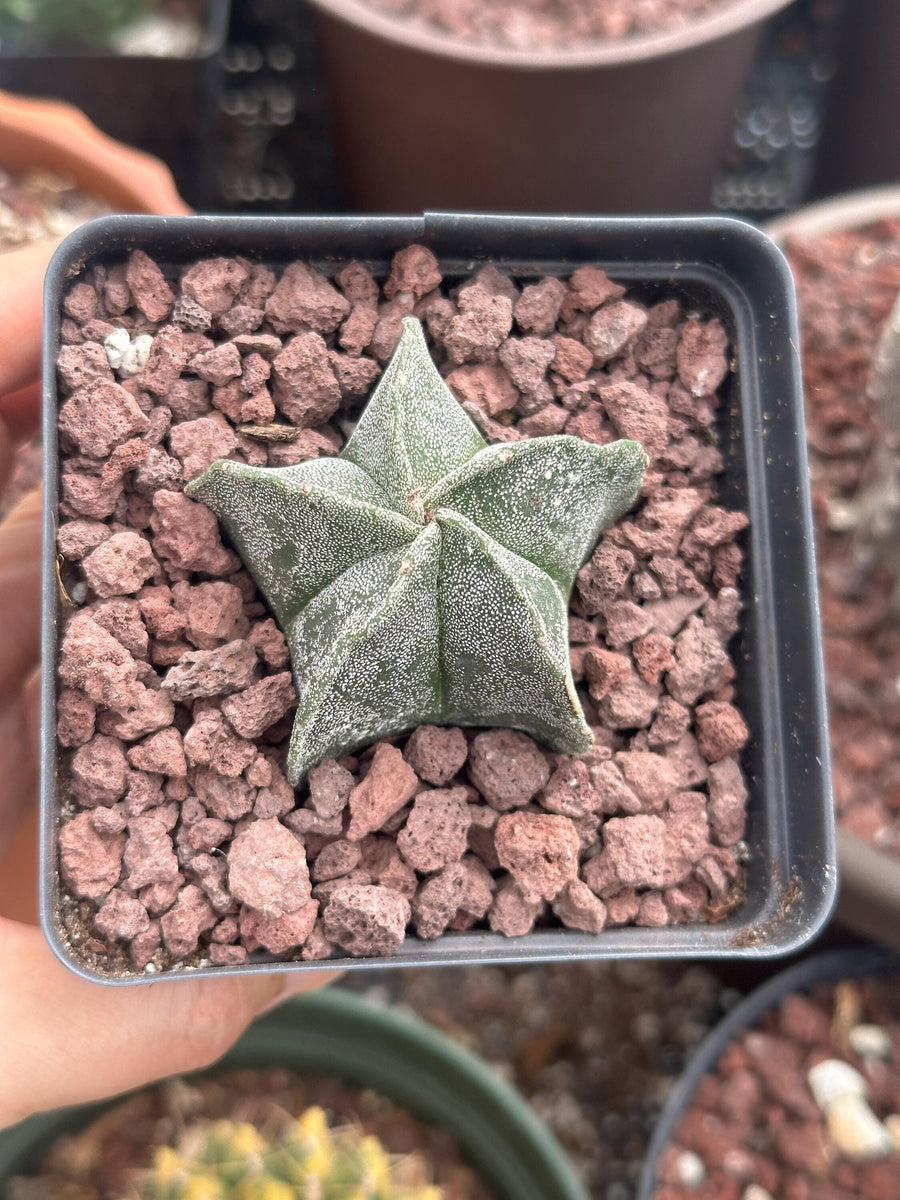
[308,0,792,214]
[0,89,189,216]
[40,213,834,983]
[768,186,900,955]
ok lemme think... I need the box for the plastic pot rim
[40,211,834,984]
[305,0,793,71]
[637,944,900,1200]
[0,986,589,1200]
[766,184,900,243]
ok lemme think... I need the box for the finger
[0,487,41,700]
[0,240,58,398]
[0,666,40,865]
[1,381,42,446]
[0,919,340,1127]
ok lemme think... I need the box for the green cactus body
[187,316,647,784]
[143,1107,442,1200]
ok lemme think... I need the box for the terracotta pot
[307,0,793,213]
[0,89,189,215]
[811,0,900,200]
[767,186,900,954]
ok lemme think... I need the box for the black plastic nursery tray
[40,213,835,982]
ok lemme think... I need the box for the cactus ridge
[188,317,647,784]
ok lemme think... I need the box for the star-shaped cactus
[187,317,647,784]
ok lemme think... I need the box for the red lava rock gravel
[785,220,900,857]
[651,973,900,1200]
[365,0,729,51]
[53,243,750,974]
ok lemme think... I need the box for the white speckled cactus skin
[188,317,647,785]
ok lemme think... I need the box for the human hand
[0,242,338,1131]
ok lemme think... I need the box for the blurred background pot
[0,87,189,214]
[306,0,793,214]
[638,944,900,1199]
[0,987,590,1200]
[0,1,229,208]
[768,186,900,955]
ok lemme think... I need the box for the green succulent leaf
[187,315,647,785]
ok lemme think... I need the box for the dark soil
[5,1064,491,1200]
[649,971,900,1199]
[353,960,735,1198]
[363,0,731,52]
[53,244,751,973]
[785,220,900,857]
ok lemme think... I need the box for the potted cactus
[40,212,833,982]
[0,988,588,1200]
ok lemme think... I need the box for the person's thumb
[0,919,338,1128]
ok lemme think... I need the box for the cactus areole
[188,316,647,785]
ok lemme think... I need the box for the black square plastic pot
[40,212,836,983]
[0,0,229,209]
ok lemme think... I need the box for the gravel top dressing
[650,971,900,1200]
[51,242,751,975]
[785,219,900,859]
[354,960,734,1198]
[5,1066,493,1200]
[361,0,733,52]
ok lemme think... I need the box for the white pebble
[848,1024,892,1061]
[808,1058,868,1110]
[119,333,153,377]
[675,1150,706,1187]
[826,1093,894,1160]
[742,1187,775,1200]
[103,325,131,370]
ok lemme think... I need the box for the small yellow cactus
[141,1106,444,1200]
